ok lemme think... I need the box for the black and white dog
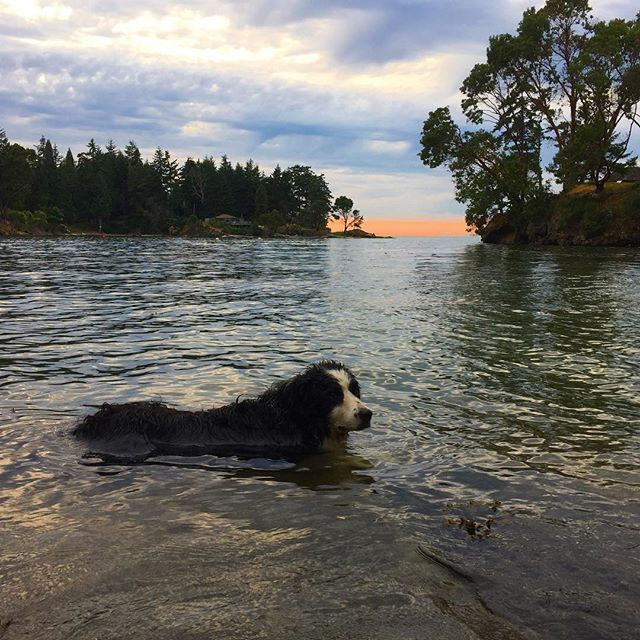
[73,361,372,462]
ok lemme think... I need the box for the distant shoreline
[0,223,393,240]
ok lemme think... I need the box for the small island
[419,0,640,246]
[0,130,380,240]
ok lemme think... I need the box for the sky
[1,0,637,235]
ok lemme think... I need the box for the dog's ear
[277,371,318,413]
[275,367,342,428]
[348,376,360,398]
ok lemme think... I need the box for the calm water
[1,236,639,639]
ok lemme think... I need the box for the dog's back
[73,398,319,462]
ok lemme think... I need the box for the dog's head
[322,362,373,433]
[271,361,372,437]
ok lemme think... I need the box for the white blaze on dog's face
[326,368,372,432]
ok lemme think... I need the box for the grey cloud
[180,0,638,65]
[214,0,526,64]
[0,47,424,175]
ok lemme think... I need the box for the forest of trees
[419,0,640,233]
[0,129,343,234]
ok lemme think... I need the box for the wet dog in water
[72,361,372,462]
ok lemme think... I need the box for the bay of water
[1,236,639,639]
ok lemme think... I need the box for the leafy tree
[266,165,293,216]
[332,196,364,233]
[283,165,332,228]
[565,16,640,190]
[181,158,206,217]
[254,181,269,218]
[29,137,60,211]
[56,148,76,220]
[255,208,286,232]
[0,130,34,213]
[419,0,640,233]
[420,107,545,232]
[485,1,640,190]
[151,147,179,197]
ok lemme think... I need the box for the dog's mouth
[334,422,370,435]
[332,412,373,434]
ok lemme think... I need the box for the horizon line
[328,217,470,237]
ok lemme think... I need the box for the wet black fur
[72,361,362,462]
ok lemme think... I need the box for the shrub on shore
[168,216,223,238]
[0,208,68,235]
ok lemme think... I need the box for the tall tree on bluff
[499,1,640,190]
[419,0,640,232]
[420,104,546,233]
[560,14,640,189]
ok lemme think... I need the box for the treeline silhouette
[0,130,338,233]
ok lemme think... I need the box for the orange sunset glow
[328,218,470,237]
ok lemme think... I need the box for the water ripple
[1,237,640,638]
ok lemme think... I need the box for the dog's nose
[357,408,373,425]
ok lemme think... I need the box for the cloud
[1,0,637,219]
[2,0,73,21]
[322,167,462,218]
[364,140,411,155]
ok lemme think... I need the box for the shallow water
[1,236,639,639]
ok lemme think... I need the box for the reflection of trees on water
[0,238,332,397]
[414,243,639,466]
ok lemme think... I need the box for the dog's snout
[357,407,373,426]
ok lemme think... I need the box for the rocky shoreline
[0,221,388,240]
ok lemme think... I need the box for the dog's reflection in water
[83,447,374,491]
[224,449,375,490]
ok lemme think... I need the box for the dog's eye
[348,379,360,398]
